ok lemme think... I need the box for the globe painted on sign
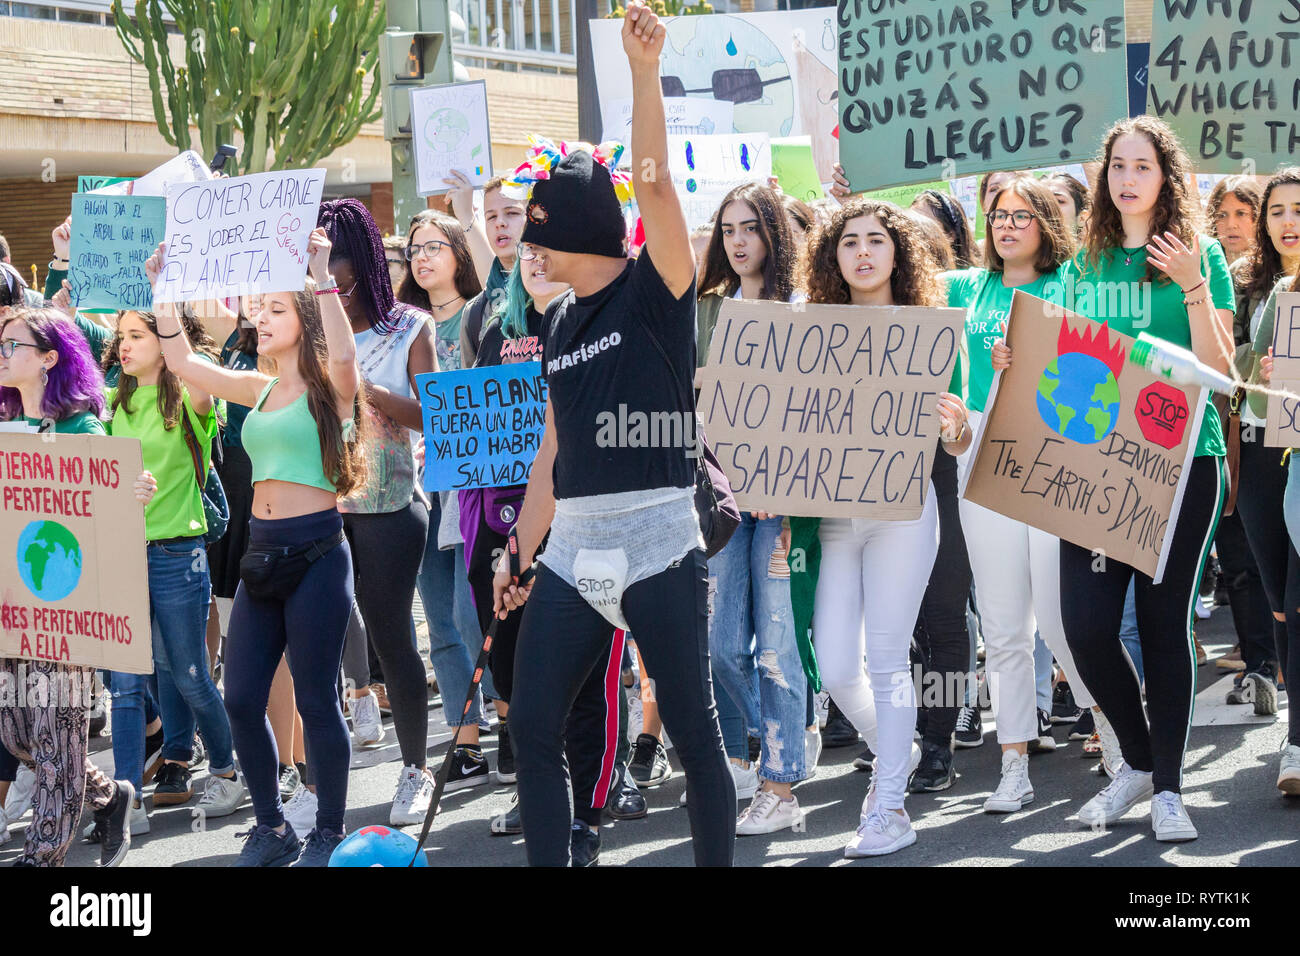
[16,520,82,601]
[1036,351,1121,445]
[424,108,470,154]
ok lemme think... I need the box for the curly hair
[983,175,1076,273]
[1237,169,1299,305]
[698,184,795,302]
[106,309,218,430]
[1084,115,1203,282]
[397,210,484,308]
[317,198,402,333]
[802,199,942,307]
[0,308,105,423]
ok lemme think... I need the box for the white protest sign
[667,133,770,231]
[409,80,493,196]
[153,168,326,304]
[606,96,734,140]
[128,151,211,197]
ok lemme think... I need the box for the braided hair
[317,198,403,334]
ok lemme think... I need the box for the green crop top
[241,379,352,494]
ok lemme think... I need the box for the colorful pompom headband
[501,135,635,208]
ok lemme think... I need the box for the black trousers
[1060,456,1224,794]
[914,482,973,747]
[1213,510,1275,672]
[511,551,734,866]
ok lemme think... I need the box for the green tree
[113,0,386,174]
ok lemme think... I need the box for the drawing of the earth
[17,520,82,601]
[1036,352,1121,445]
[424,108,469,154]
[662,16,794,136]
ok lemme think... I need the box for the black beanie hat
[521,149,626,258]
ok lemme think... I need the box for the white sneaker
[1278,744,1300,796]
[844,807,916,858]
[804,727,822,780]
[1150,790,1197,842]
[1094,709,1122,779]
[282,786,318,835]
[351,691,385,748]
[196,773,246,818]
[814,691,830,729]
[736,790,803,835]
[4,764,35,820]
[730,761,759,801]
[389,765,434,826]
[129,800,150,836]
[983,750,1033,813]
[1076,764,1154,828]
[1195,598,1211,620]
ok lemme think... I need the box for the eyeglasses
[337,281,358,306]
[405,240,449,261]
[989,209,1036,229]
[516,243,538,262]
[0,339,42,359]
[660,69,791,104]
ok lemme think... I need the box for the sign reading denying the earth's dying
[961,291,1203,583]
[0,433,151,673]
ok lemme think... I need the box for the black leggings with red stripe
[1060,455,1224,795]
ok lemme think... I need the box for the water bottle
[1128,332,1236,396]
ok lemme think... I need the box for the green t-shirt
[23,409,106,435]
[1067,237,1234,457]
[943,266,1067,413]
[434,306,464,372]
[106,385,215,540]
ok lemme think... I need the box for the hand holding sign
[305,227,333,285]
[52,216,71,263]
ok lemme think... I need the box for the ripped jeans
[707,514,807,784]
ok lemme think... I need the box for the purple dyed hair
[0,308,106,423]
[317,198,409,334]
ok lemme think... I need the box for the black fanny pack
[239,530,344,601]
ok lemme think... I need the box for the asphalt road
[4,603,1296,868]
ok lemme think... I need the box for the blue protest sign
[68,194,166,310]
[417,363,547,492]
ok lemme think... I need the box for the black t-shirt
[539,248,697,498]
[475,308,545,368]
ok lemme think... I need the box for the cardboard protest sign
[771,136,823,202]
[591,9,839,179]
[417,364,547,491]
[1265,292,1300,449]
[668,133,771,230]
[697,299,963,519]
[838,1,1128,191]
[77,175,132,193]
[0,433,151,674]
[1147,1,1299,173]
[606,96,734,138]
[961,291,1204,583]
[68,193,166,311]
[409,80,493,196]
[153,169,326,304]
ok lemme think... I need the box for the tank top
[242,378,347,493]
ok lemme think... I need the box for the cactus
[605,0,713,19]
[113,0,386,175]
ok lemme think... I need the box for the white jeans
[812,489,938,810]
[959,499,1096,744]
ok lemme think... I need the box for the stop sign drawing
[1135,381,1190,449]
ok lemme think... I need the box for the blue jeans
[146,539,235,776]
[707,514,807,783]
[1286,458,1300,556]
[417,498,496,727]
[1033,630,1052,714]
[1119,579,1146,685]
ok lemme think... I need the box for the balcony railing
[452,0,578,73]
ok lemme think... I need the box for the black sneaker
[1051,682,1082,724]
[821,699,860,748]
[852,746,875,772]
[907,742,955,793]
[605,766,647,820]
[291,828,344,867]
[494,720,516,784]
[1069,708,1096,740]
[142,727,166,785]
[190,733,208,772]
[446,745,491,792]
[490,794,522,835]
[570,821,600,867]
[233,823,301,867]
[1026,709,1057,753]
[94,780,135,867]
[628,733,672,788]
[954,706,983,748]
[152,762,194,806]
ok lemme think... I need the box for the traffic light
[380,31,446,140]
